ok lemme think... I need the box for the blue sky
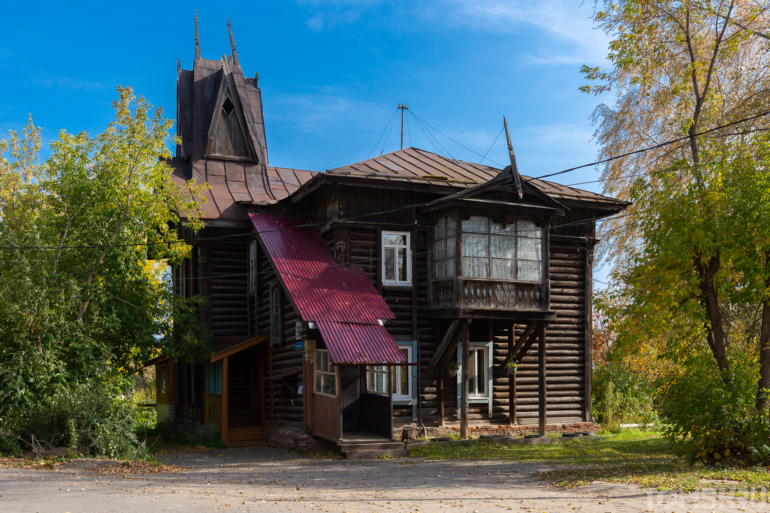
[1,0,614,278]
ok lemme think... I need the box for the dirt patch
[1,456,185,475]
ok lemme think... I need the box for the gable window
[433,217,457,279]
[367,365,389,395]
[204,361,223,394]
[222,96,235,117]
[270,285,281,345]
[456,216,542,282]
[382,231,411,285]
[249,240,257,294]
[391,346,413,401]
[314,350,338,397]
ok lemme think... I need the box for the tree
[0,87,210,417]
[584,0,770,411]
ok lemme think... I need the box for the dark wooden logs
[460,320,470,439]
[538,324,547,436]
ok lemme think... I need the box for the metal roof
[325,147,627,206]
[317,321,406,365]
[249,213,394,323]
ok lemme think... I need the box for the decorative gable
[206,58,256,162]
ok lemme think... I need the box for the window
[249,240,257,294]
[457,216,542,281]
[159,372,166,394]
[391,346,413,401]
[433,217,457,279]
[270,285,281,345]
[468,347,489,398]
[382,231,411,285]
[204,361,223,394]
[367,365,389,395]
[314,350,338,397]
[222,96,235,117]
[178,261,187,297]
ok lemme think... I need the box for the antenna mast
[398,103,409,149]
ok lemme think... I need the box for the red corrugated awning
[250,213,404,365]
[317,322,406,365]
[249,213,394,322]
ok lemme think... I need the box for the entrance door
[340,366,362,431]
[227,345,264,445]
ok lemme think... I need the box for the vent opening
[222,97,235,117]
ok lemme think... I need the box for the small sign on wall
[295,321,303,341]
[295,341,304,351]
[297,385,303,395]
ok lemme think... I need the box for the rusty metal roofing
[317,321,406,365]
[325,147,627,206]
[169,159,319,220]
[249,213,394,323]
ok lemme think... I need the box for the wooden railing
[430,278,546,311]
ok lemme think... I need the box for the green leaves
[0,87,210,421]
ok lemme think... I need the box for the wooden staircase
[338,436,409,459]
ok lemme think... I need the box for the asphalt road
[0,446,760,512]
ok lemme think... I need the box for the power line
[367,108,399,160]
[480,126,505,166]
[2,108,765,252]
[410,111,455,160]
[410,110,505,167]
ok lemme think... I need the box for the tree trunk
[696,254,731,384]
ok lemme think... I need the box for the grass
[410,429,770,500]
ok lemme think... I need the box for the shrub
[0,432,22,456]
[592,360,658,426]
[14,382,147,459]
[149,420,224,448]
[660,353,770,465]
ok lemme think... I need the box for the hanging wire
[367,108,399,159]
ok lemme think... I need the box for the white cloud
[437,0,610,64]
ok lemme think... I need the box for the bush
[149,420,224,448]
[0,432,22,456]
[14,382,147,459]
[660,354,770,465]
[593,361,658,427]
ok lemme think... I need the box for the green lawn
[410,429,770,500]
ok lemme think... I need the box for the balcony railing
[430,278,546,311]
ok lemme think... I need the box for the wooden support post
[436,366,444,427]
[460,320,470,439]
[508,323,516,426]
[222,356,229,445]
[538,325,547,437]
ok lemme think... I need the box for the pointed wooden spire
[227,16,239,65]
[504,116,523,199]
[195,11,201,59]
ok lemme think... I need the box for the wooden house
[153,21,628,454]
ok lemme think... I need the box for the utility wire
[367,108,399,159]
[480,126,505,166]
[411,110,504,167]
[410,111,455,160]
[2,109,766,252]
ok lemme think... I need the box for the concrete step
[338,441,405,452]
[342,449,410,460]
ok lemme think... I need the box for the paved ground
[0,446,761,512]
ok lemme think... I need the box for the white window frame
[366,365,390,395]
[456,340,494,418]
[249,240,257,294]
[467,347,489,398]
[392,346,413,401]
[381,231,411,286]
[314,349,338,398]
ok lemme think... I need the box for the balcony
[431,277,546,311]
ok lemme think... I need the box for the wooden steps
[338,439,409,459]
[227,426,263,447]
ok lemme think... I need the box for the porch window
[204,361,223,394]
[314,350,338,397]
[367,366,389,395]
[468,347,488,398]
[459,216,542,282]
[270,285,281,345]
[391,346,413,401]
[433,217,457,279]
[159,372,167,393]
[382,231,411,285]
[249,240,257,294]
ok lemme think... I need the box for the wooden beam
[511,324,541,364]
[508,323,516,426]
[434,323,444,427]
[428,319,461,372]
[222,356,229,445]
[211,333,270,362]
[460,320,470,439]
[501,322,537,368]
[538,325,547,437]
